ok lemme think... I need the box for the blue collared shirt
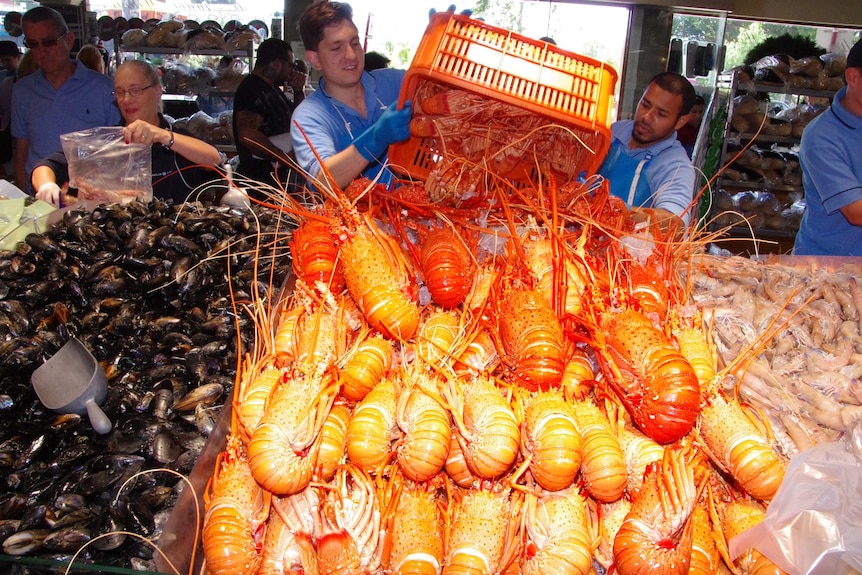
[793,86,862,256]
[11,61,120,184]
[290,68,405,187]
[609,119,696,224]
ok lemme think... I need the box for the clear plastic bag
[60,126,152,204]
[729,420,862,575]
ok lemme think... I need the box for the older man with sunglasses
[11,6,120,195]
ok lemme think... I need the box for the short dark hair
[298,2,355,52]
[0,41,19,58]
[22,6,69,36]
[648,72,697,117]
[255,38,292,67]
[848,37,862,69]
[364,51,390,71]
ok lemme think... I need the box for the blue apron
[597,139,654,208]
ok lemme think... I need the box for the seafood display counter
[143,242,862,575]
[3,13,861,575]
[2,202,862,575]
[0,199,291,573]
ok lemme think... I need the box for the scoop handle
[86,399,113,434]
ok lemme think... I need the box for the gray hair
[23,6,69,35]
[117,59,161,87]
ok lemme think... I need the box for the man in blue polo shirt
[598,72,697,230]
[291,1,410,190]
[11,6,120,195]
[793,38,862,256]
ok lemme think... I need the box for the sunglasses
[23,32,69,50]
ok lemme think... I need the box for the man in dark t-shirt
[232,38,308,198]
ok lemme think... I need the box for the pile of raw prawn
[198,172,796,575]
[690,254,862,456]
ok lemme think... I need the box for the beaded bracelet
[163,125,174,150]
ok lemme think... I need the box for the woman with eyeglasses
[33,59,224,207]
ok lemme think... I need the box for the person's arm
[801,127,862,225]
[31,151,69,207]
[285,62,308,107]
[32,164,59,190]
[123,119,221,166]
[319,146,377,190]
[630,206,685,237]
[235,110,291,165]
[838,198,862,225]
[314,101,413,190]
[646,148,696,226]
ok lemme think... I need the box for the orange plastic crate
[389,12,618,186]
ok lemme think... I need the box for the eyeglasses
[113,83,156,99]
[23,32,68,50]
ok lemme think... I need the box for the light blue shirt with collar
[11,60,120,186]
[609,119,696,224]
[290,68,405,187]
[793,86,862,256]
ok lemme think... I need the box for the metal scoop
[31,338,113,434]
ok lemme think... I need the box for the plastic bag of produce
[729,420,862,575]
[60,127,152,204]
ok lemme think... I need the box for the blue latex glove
[352,101,413,162]
[429,5,473,18]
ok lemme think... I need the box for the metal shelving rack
[707,71,838,251]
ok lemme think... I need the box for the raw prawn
[520,486,594,575]
[202,434,270,575]
[568,399,627,503]
[612,448,697,575]
[346,374,400,474]
[247,369,336,495]
[336,206,419,340]
[445,374,520,479]
[519,390,583,492]
[594,308,700,444]
[421,226,476,310]
[290,217,345,295]
[317,463,384,575]
[443,484,521,575]
[498,284,566,392]
[340,331,393,403]
[396,374,452,482]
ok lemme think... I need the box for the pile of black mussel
[0,198,292,572]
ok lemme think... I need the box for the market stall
[1,9,861,575]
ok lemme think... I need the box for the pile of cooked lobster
[200,174,792,575]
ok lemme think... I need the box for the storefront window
[672,13,860,73]
[351,1,629,74]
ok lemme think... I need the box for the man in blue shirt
[598,72,697,229]
[291,2,411,190]
[793,39,862,256]
[11,6,120,194]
